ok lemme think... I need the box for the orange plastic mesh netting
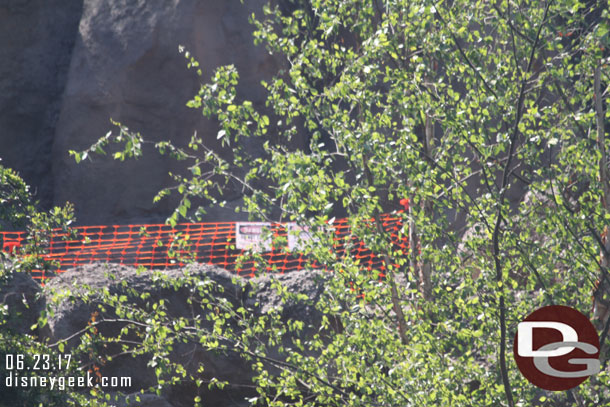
[0,214,409,282]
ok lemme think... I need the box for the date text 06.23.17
[4,354,71,371]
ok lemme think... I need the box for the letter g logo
[513,305,600,391]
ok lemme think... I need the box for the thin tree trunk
[417,112,435,300]
[362,156,409,345]
[594,61,610,345]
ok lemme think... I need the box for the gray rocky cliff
[0,0,83,208]
[1,0,282,225]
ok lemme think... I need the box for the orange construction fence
[0,214,408,282]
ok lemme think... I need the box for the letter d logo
[517,321,577,357]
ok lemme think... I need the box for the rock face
[51,0,280,225]
[0,0,83,209]
[0,0,281,225]
[42,263,327,407]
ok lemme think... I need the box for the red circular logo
[513,305,600,391]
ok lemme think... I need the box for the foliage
[69,0,610,406]
[1,161,76,274]
[0,164,89,406]
[0,161,36,230]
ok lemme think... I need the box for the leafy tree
[0,163,93,407]
[71,0,610,406]
[0,161,75,276]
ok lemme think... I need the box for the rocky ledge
[2,263,328,407]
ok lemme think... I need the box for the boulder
[248,269,329,328]
[0,268,43,335]
[41,263,327,407]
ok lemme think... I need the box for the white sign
[235,222,271,251]
[287,223,316,251]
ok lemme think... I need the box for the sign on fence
[287,223,314,251]
[235,222,272,251]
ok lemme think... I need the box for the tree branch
[362,155,409,345]
[490,3,552,406]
